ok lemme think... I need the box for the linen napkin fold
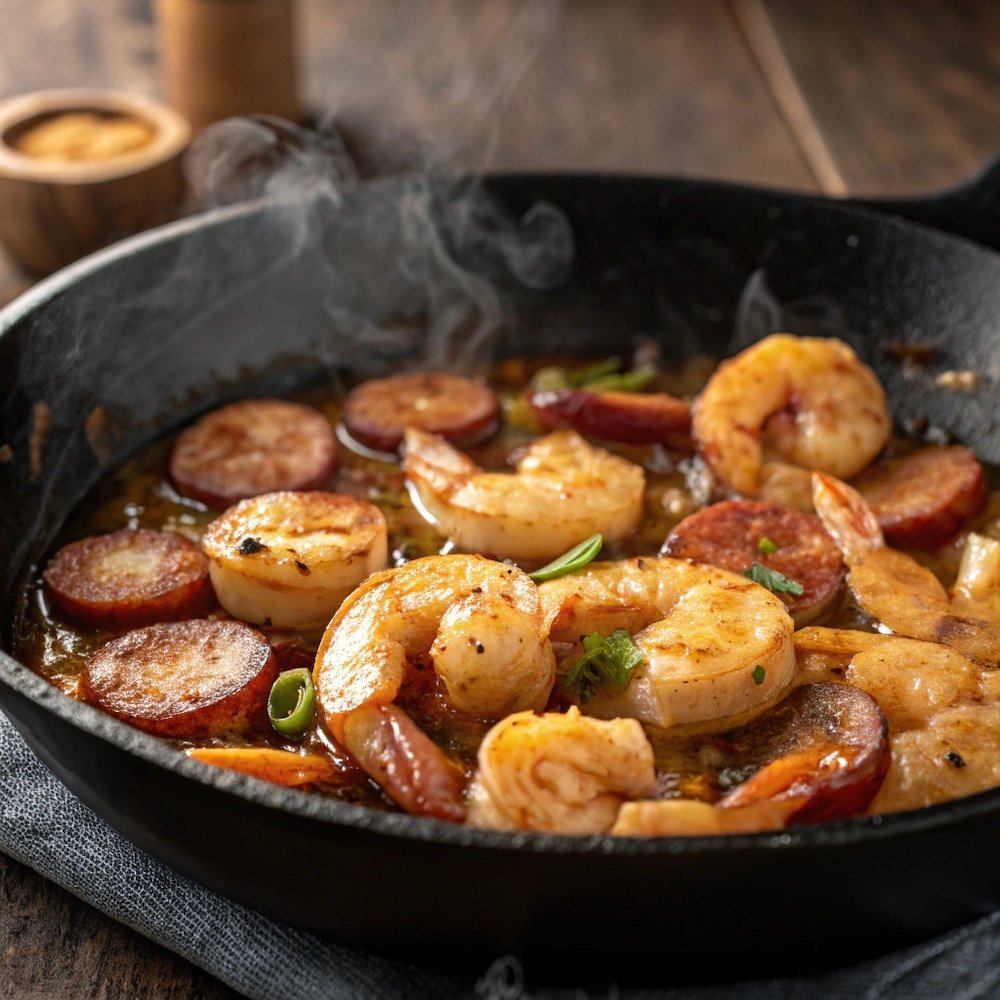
[3,705,1000,1000]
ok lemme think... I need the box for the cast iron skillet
[2,166,1000,985]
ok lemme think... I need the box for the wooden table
[1,1,998,995]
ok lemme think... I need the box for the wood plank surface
[1,2,999,998]
[298,0,817,183]
[759,0,1000,195]
[1,855,240,1000]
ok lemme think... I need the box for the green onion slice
[528,533,603,582]
[744,562,804,596]
[267,668,316,737]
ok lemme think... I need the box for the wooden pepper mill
[155,0,303,131]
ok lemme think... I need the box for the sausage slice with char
[853,445,987,549]
[43,529,212,629]
[169,399,337,507]
[662,500,844,626]
[529,388,692,448]
[80,619,277,738]
[342,373,499,454]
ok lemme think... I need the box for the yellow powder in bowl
[14,112,156,163]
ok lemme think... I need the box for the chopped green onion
[582,363,658,393]
[757,536,778,555]
[567,357,623,387]
[744,562,804,596]
[751,665,767,685]
[528,533,603,582]
[267,668,316,737]
[530,357,658,395]
[564,629,644,703]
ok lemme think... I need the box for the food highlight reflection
[10,0,1000,841]
[16,309,1000,838]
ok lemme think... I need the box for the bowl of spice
[0,88,191,275]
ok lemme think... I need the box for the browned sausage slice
[341,373,499,453]
[529,388,692,447]
[719,683,890,825]
[661,500,844,625]
[43,529,211,629]
[169,399,337,507]
[80,619,277,738]
[853,445,987,549]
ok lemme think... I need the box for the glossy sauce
[13,358,1000,818]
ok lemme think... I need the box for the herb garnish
[531,357,658,395]
[565,629,644,703]
[757,536,778,555]
[751,665,767,685]
[267,668,315,737]
[744,562,804,596]
[528,533,603,582]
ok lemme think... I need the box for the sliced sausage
[661,500,844,626]
[43,529,211,629]
[169,399,337,507]
[80,619,277,739]
[853,445,987,549]
[341,372,499,454]
[529,388,692,447]
[718,682,890,825]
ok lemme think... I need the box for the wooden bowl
[0,89,191,275]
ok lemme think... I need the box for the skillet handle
[846,156,1000,253]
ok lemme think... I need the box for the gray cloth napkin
[3,705,1000,1000]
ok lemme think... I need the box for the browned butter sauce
[13,354,1000,827]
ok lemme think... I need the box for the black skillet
[2,164,1000,985]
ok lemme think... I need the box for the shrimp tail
[812,471,884,561]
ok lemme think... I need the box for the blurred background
[0,1,997,997]
[0,0,997,302]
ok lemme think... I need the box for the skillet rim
[2,168,1000,861]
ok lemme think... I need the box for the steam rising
[0,0,574,584]
[733,269,853,349]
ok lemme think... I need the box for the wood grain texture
[761,0,1000,194]
[0,854,240,1000]
[299,0,817,184]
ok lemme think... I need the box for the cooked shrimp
[402,428,644,562]
[313,554,556,815]
[466,707,657,834]
[539,556,796,729]
[612,798,793,837]
[812,472,1000,668]
[871,703,1000,813]
[794,627,979,733]
[692,334,891,497]
[315,554,554,733]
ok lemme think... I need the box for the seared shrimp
[794,627,980,733]
[692,334,890,497]
[812,473,1000,668]
[313,554,555,816]
[466,707,657,834]
[403,428,644,562]
[539,556,796,729]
